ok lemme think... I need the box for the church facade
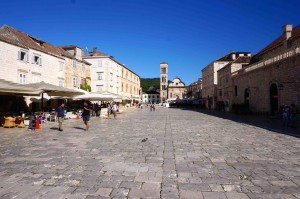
[168,77,187,99]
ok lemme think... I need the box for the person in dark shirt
[82,101,92,131]
[55,103,65,131]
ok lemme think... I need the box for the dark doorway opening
[270,84,278,115]
[244,88,250,112]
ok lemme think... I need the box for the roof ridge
[256,24,300,56]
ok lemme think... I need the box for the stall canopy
[0,79,42,96]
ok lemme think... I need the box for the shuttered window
[18,51,29,62]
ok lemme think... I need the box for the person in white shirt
[112,103,118,119]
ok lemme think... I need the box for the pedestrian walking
[282,105,290,127]
[55,103,65,131]
[107,103,112,117]
[82,101,92,131]
[112,103,118,119]
[150,104,153,111]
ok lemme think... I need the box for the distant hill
[140,78,160,92]
[141,78,172,92]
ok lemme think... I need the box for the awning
[26,81,84,96]
[0,79,42,96]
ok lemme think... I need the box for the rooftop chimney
[282,24,292,40]
[231,53,236,60]
[92,47,97,53]
[282,24,292,49]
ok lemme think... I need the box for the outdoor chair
[15,117,22,127]
[0,116,4,127]
[15,117,25,128]
[48,113,56,122]
[3,117,16,128]
[39,113,47,123]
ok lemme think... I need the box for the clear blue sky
[1,0,299,84]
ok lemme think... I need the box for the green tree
[80,77,91,92]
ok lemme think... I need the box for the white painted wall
[84,57,120,94]
[0,41,65,86]
[142,94,160,103]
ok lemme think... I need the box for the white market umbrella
[30,93,51,102]
[26,82,84,97]
[50,89,89,100]
[0,79,42,96]
[74,91,122,101]
[100,91,122,100]
[74,92,113,101]
[26,81,84,110]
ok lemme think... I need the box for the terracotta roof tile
[60,44,83,49]
[0,25,68,58]
[57,46,91,65]
[233,56,251,63]
[84,48,109,57]
[256,24,300,56]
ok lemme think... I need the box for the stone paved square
[0,107,299,198]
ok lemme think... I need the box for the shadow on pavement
[73,127,86,130]
[176,107,300,138]
[50,127,59,130]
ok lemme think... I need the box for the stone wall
[64,58,90,89]
[232,53,300,113]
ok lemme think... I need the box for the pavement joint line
[0,107,299,198]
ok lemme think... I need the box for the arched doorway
[270,84,278,115]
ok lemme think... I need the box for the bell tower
[160,62,168,102]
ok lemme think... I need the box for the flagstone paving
[0,107,299,199]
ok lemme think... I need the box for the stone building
[142,90,160,104]
[186,78,202,99]
[84,48,141,102]
[160,62,168,102]
[202,51,251,109]
[217,56,251,111]
[0,25,68,86]
[60,45,91,89]
[168,76,187,99]
[231,24,300,114]
[120,65,141,102]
